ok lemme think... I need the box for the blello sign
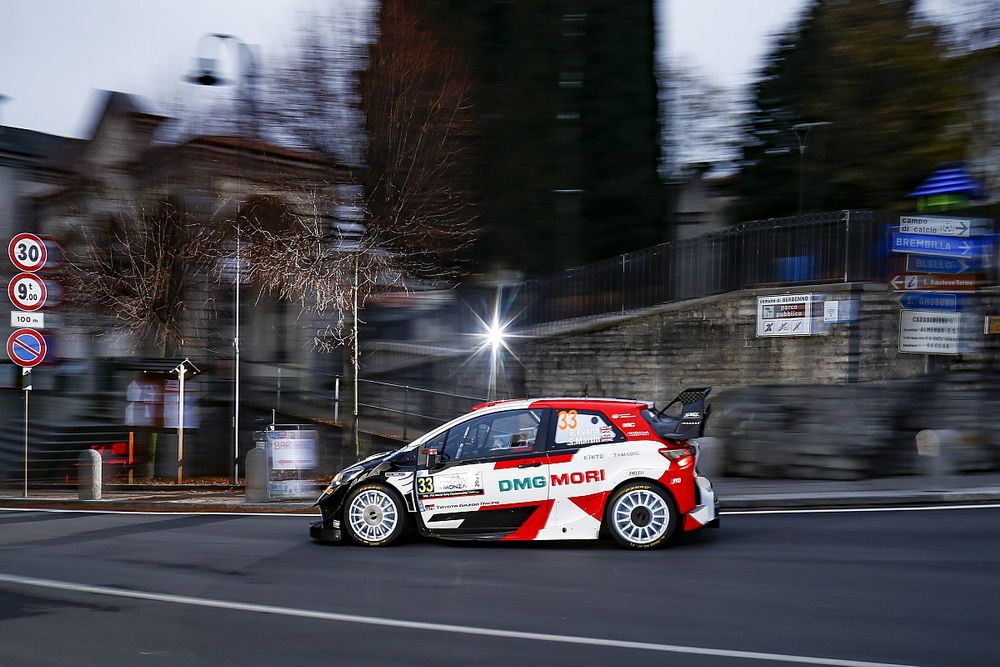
[906,255,984,275]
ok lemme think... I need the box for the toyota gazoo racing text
[310,388,717,550]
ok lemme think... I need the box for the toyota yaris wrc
[310,388,717,550]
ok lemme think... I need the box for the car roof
[472,397,651,412]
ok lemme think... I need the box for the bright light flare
[485,319,507,352]
[461,286,527,400]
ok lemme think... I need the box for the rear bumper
[683,475,718,531]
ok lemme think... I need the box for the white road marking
[0,507,319,518]
[0,572,916,667]
[723,503,1000,516]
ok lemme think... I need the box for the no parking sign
[6,328,47,368]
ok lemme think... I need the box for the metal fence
[511,210,895,329]
[242,362,488,441]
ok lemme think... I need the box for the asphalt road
[0,505,998,666]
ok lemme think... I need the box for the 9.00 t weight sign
[8,273,47,311]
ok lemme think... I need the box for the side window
[441,409,543,462]
[551,410,625,449]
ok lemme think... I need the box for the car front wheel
[343,483,407,547]
[605,482,676,549]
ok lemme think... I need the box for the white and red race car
[311,389,717,549]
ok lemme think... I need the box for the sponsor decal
[581,453,605,460]
[417,471,485,498]
[385,471,411,479]
[621,422,636,428]
[670,477,682,485]
[499,469,606,492]
[626,430,652,438]
[613,450,640,458]
[556,411,615,446]
[499,476,546,492]
[612,413,636,419]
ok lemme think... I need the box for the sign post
[23,368,30,498]
[8,233,52,497]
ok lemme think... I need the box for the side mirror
[421,447,442,471]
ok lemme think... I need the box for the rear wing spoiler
[654,387,711,441]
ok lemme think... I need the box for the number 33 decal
[417,477,434,495]
[557,410,578,430]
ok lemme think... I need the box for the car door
[415,408,552,537]
[544,408,628,538]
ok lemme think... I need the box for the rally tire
[343,483,408,547]
[605,481,677,550]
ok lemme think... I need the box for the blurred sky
[0,0,823,138]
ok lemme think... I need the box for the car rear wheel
[344,483,407,547]
[605,482,676,549]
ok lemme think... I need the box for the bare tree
[660,61,745,179]
[225,2,481,450]
[62,198,224,356]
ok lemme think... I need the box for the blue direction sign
[898,292,963,311]
[6,328,47,368]
[906,254,984,274]
[891,232,993,259]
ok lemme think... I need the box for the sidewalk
[3,472,1000,514]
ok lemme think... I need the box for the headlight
[331,467,364,486]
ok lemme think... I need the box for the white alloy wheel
[344,484,405,547]
[606,482,676,549]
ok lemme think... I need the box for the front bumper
[310,487,347,542]
[310,519,343,542]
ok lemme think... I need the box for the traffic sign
[7,233,47,272]
[10,311,44,329]
[8,273,47,311]
[891,233,992,258]
[898,215,992,238]
[906,255,984,275]
[899,310,962,355]
[889,274,981,291]
[756,294,816,337]
[898,292,962,311]
[6,328,47,367]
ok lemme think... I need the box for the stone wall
[513,283,1000,478]
[519,283,999,397]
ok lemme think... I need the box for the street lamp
[791,121,832,216]
[185,33,258,484]
[185,33,259,136]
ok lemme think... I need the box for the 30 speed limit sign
[8,273,47,311]
[8,233,47,273]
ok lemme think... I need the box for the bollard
[245,447,268,503]
[915,429,958,490]
[79,449,102,501]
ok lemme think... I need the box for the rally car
[310,388,717,550]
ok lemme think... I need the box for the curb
[720,489,1000,511]
[0,497,318,514]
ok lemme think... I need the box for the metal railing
[242,362,489,441]
[510,210,896,329]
